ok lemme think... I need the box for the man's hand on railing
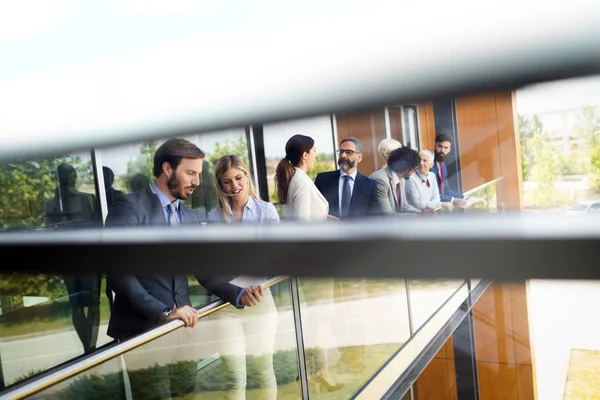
[240,286,263,307]
[165,305,199,328]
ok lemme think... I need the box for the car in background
[565,201,600,216]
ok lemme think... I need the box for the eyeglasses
[336,149,360,156]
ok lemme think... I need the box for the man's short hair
[387,147,420,174]
[153,138,205,178]
[435,134,453,144]
[340,137,363,153]
[377,138,402,161]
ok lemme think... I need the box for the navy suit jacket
[104,185,240,340]
[430,161,464,203]
[314,170,382,218]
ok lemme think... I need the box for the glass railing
[462,176,507,214]
[1,276,488,400]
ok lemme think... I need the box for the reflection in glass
[409,279,464,333]
[299,278,411,398]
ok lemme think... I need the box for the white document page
[229,276,269,288]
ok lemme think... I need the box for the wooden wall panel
[415,337,458,400]
[496,91,525,211]
[418,102,436,151]
[455,93,502,191]
[335,110,386,176]
[473,282,535,400]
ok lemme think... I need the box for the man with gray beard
[314,137,381,219]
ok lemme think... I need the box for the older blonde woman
[406,150,454,213]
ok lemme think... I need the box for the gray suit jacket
[105,185,240,340]
[369,167,421,215]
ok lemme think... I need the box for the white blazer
[282,167,329,222]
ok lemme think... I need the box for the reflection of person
[431,134,467,207]
[369,146,421,215]
[314,137,381,219]
[406,150,454,213]
[105,138,264,398]
[275,134,330,222]
[102,166,124,209]
[44,163,99,228]
[43,163,101,354]
[192,159,218,220]
[128,173,151,193]
[275,135,343,392]
[208,155,278,399]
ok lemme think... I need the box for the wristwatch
[160,307,172,321]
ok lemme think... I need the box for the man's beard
[167,174,196,200]
[338,158,356,172]
[434,151,445,162]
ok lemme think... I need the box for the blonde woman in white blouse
[274,134,331,222]
[406,149,454,213]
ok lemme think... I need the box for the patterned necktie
[341,175,351,218]
[168,203,179,227]
[396,182,403,213]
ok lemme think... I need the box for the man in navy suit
[314,137,381,219]
[431,134,468,207]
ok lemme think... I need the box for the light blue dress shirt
[207,197,280,224]
[151,182,180,225]
[208,196,280,306]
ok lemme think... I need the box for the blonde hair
[377,138,402,162]
[213,155,260,223]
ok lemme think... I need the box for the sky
[515,74,600,115]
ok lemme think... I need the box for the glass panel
[298,278,410,398]
[25,279,299,400]
[403,105,419,150]
[408,280,464,334]
[0,273,113,387]
[0,151,100,232]
[263,116,335,203]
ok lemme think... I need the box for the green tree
[208,137,249,171]
[119,141,157,193]
[528,132,558,207]
[590,142,600,192]
[519,115,543,181]
[577,106,600,148]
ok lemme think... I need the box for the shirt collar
[339,169,358,180]
[227,197,257,217]
[151,181,180,210]
[415,170,429,182]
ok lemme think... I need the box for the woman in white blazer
[274,134,343,393]
[275,134,330,222]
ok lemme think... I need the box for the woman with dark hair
[208,155,279,399]
[275,135,343,393]
[274,134,330,221]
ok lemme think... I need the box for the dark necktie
[396,182,403,213]
[168,203,179,226]
[439,163,445,195]
[341,175,351,218]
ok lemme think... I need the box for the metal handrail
[1,275,289,400]
[463,176,506,197]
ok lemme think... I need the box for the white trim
[92,149,109,224]
[331,113,339,154]
[384,107,392,139]
[247,126,260,192]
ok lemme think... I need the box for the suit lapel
[385,167,399,213]
[179,204,199,226]
[145,187,168,226]
[329,172,340,217]
[349,174,364,211]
